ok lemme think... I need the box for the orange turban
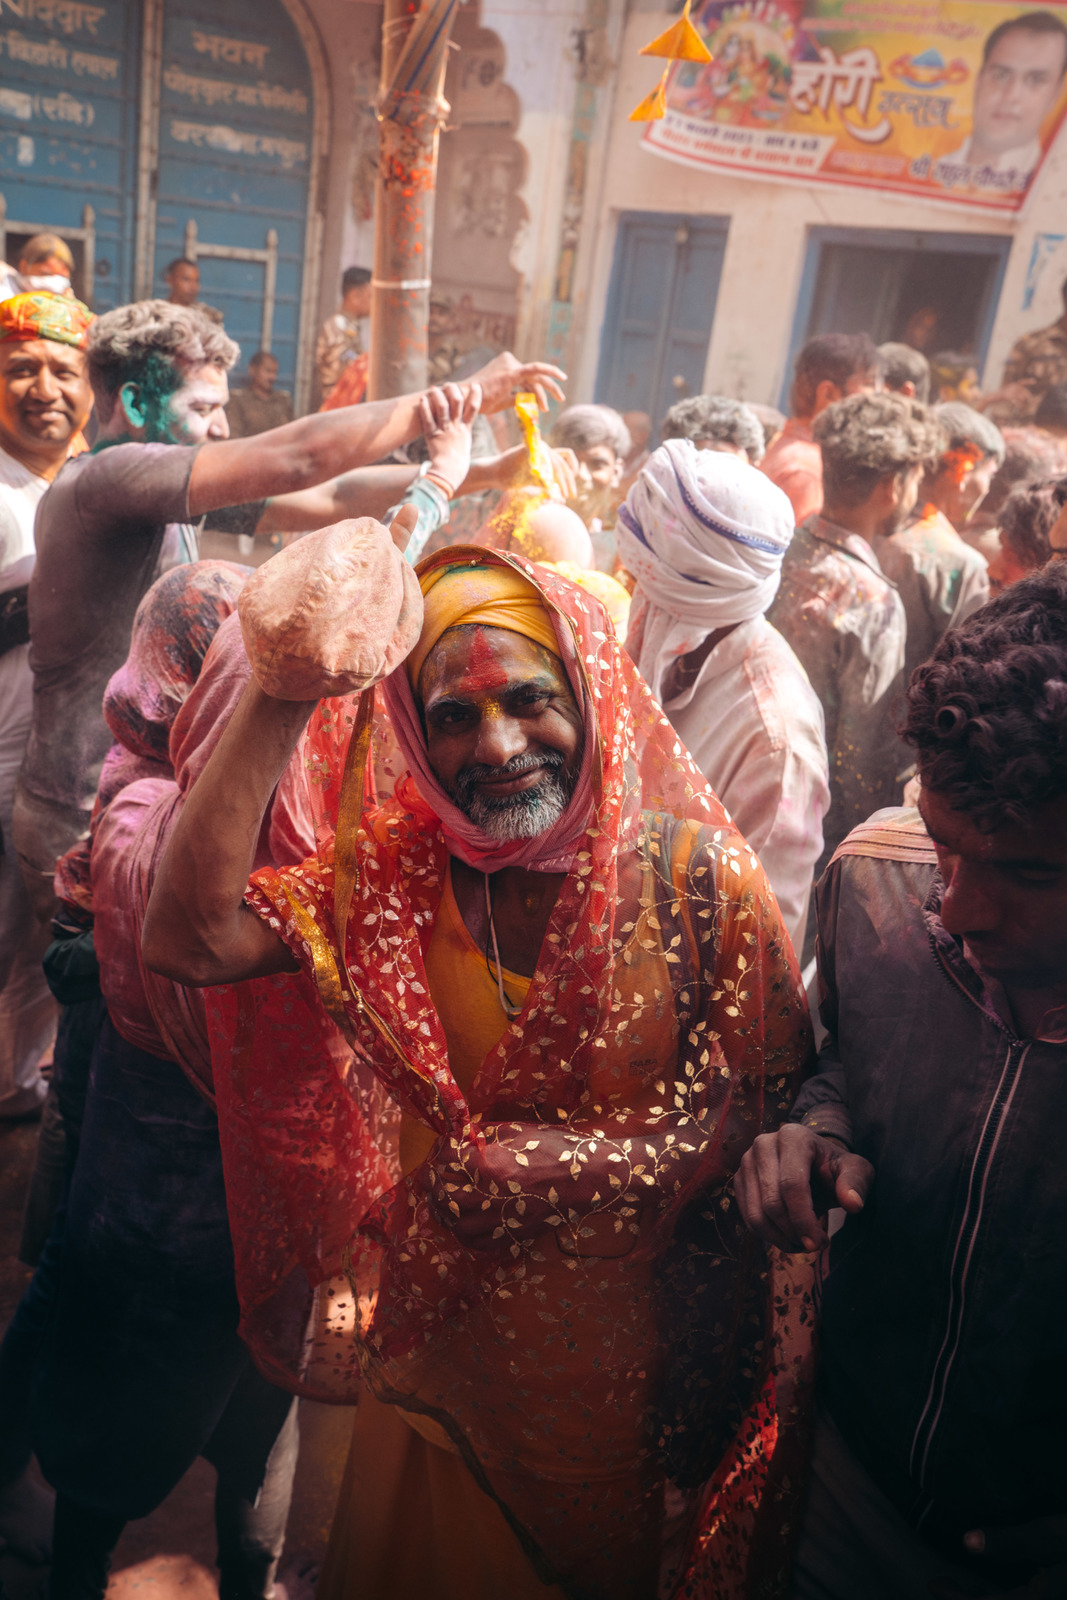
[0,291,92,351]
[406,561,560,688]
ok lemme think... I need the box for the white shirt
[942,134,1042,180]
[0,445,50,800]
[0,444,48,572]
[661,614,830,953]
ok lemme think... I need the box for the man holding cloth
[145,524,816,1600]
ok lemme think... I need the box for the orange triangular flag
[639,1,712,63]
[629,65,669,121]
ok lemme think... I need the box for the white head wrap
[616,438,795,702]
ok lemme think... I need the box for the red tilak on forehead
[453,625,510,694]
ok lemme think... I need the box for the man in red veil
[145,510,816,1600]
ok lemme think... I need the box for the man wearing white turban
[618,438,830,950]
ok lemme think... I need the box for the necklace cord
[484,873,522,1018]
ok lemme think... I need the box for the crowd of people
[0,241,1066,1600]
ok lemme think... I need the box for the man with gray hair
[13,298,564,916]
[661,394,765,464]
[768,392,943,897]
[548,402,631,569]
[879,401,1003,684]
[618,439,829,949]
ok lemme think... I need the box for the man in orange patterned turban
[0,285,94,1560]
[0,293,93,1127]
[144,520,817,1600]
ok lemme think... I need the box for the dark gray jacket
[794,806,1067,1559]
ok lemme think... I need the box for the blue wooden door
[0,0,141,309]
[595,211,728,437]
[152,0,316,392]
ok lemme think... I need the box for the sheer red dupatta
[90,613,318,1102]
[55,560,249,915]
[207,548,816,1599]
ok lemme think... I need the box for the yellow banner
[643,0,1067,213]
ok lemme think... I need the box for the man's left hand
[929,1519,1067,1599]
[464,353,567,415]
[417,382,480,496]
[458,444,579,502]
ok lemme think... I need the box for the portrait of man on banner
[935,9,1067,192]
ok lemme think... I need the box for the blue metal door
[151,0,316,394]
[0,0,141,309]
[595,211,728,437]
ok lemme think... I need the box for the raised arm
[189,353,566,516]
[142,678,311,985]
[256,384,478,537]
[143,506,420,986]
[257,463,420,535]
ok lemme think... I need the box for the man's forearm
[790,1042,853,1147]
[142,682,315,984]
[256,464,419,534]
[189,392,429,516]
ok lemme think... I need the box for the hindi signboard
[642,0,1067,214]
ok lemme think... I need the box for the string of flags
[629,0,712,122]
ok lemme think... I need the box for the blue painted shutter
[0,0,141,308]
[153,0,314,391]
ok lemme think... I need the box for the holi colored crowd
[1,247,1067,1600]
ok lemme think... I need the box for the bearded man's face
[420,624,583,841]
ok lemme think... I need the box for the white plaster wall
[476,0,587,353]
[300,0,381,344]
[984,139,1067,382]
[312,0,591,363]
[573,6,1067,405]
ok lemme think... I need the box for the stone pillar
[368,0,457,400]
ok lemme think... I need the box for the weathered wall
[298,0,381,335]
[292,0,1067,410]
[571,5,1067,405]
[298,0,593,381]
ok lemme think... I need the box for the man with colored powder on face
[12,295,565,932]
[0,293,92,1126]
[878,403,1003,688]
[738,561,1067,1599]
[143,523,816,1600]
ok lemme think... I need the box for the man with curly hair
[988,476,1067,591]
[661,394,766,465]
[12,298,564,920]
[767,391,942,893]
[739,562,1067,1596]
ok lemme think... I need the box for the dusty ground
[0,1114,353,1599]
